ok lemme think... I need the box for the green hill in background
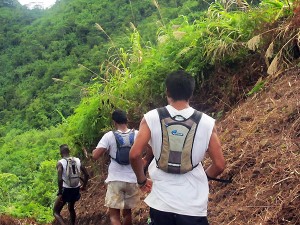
[0,0,206,133]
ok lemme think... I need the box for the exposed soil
[0,215,37,225]
[207,68,300,225]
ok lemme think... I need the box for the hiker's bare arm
[57,162,63,195]
[205,125,225,178]
[80,165,89,190]
[92,147,107,160]
[130,118,151,185]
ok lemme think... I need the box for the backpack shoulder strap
[156,107,169,166]
[189,110,202,124]
[157,107,170,120]
[113,130,134,146]
[158,107,202,122]
[113,131,121,147]
[63,157,70,165]
[129,129,135,145]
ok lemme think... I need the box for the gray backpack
[64,157,80,187]
[156,107,202,174]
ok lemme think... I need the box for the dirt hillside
[207,68,299,225]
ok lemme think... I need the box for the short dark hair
[112,109,128,124]
[60,144,70,154]
[165,70,195,101]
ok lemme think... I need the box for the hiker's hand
[140,178,152,193]
[56,194,63,203]
[80,186,87,191]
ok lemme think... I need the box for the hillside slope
[53,68,299,224]
[208,68,299,224]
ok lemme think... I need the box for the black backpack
[112,129,135,165]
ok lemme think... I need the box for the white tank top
[144,105,215,216]
[96,130,139,183]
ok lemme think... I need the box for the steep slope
[208,68,299,224]
[53,68,299,225]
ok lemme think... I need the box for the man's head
[112,109,128,124]
[60,144,70,157]
[165,70,195,101]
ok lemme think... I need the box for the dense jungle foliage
[0,0,298,222]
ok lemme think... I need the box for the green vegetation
[0,0,298,222]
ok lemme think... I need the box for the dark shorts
[62,187,80,203]
[149,208,209,225]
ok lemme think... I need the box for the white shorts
[105,181,140,209]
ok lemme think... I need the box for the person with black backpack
[53,144,89,225]
[129,70,226,225]
[92,109,140,225]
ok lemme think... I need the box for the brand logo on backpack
[64,157,80,187]
[156,107,202,174]
[112,129,135,165]
[171,130,184,136]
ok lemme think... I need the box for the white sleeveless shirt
[96,129,139,183]
[144,105,215,216]
[58,157,81,188]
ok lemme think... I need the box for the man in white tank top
[92,109,140,225]
[53,144,89,225]
[130,70,226,225]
